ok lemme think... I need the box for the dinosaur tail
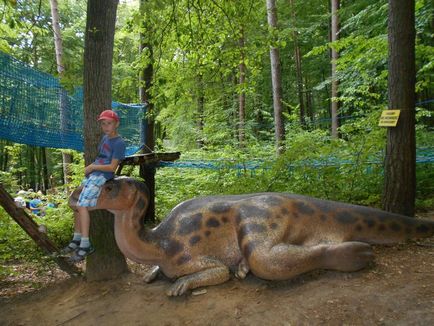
[342,206,434,244]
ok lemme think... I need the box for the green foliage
[0,191,73,262]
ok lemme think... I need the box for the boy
[62,109,126,262]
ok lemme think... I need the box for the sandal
[68,246,95,263]
[59,240,80,255]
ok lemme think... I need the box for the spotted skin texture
[69,178,434,296]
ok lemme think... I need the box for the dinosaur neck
[113,210,162,265]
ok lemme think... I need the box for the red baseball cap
[97,110,120,122]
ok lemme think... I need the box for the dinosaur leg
[143,265,160,283]
[235,258,250,279]
[248,241,374,281]
[167,262,230,296]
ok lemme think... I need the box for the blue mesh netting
[0,51,146,156]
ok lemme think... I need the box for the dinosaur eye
[106,186,112,192]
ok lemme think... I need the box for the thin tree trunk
[196,73,205,148]
[330,0,340,138]
[27,146,36,190]
[289,0,305,127]
[41,147,49,193]
[304,76,314,122]
[83,0,127,280]
[238,28,246,147]
[50,0,73,186]
[139,0,156,223]
[382,0,416,216]
[266,0,285,154]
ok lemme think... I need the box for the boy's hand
[85,164,94,176]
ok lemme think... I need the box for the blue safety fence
[159,147,434,172]
[0,51,145,156]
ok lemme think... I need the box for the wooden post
[116,152,181,223]
[0,183,80,275]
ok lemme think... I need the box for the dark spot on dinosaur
[378,224,386,232]
[178,213,203,235]
[320,215,327,222]
[244,223,267,233]
[239,205,270,219]
[163,239,184,257]
[206,217,221,228]
[243,241,259,258]
[142,218,175,243]
[389,222,401,232]
[375,214,388,223]
[176,254,191,265]
[136,197,146,211]
[270,223,278,230]
[295,201,315,215]
[189,235,201,246]
[222,216,229,223]
[314,201,335,213]
[363,218,376,228]
[416,224,429,233]
[293,213,300,219]
[275,214,282,219]
[104,180,121,199]
[209,203,232,214]
[235,212,242,224]
[355,225,363,232]
[205,230,211,237]
[281,207,289,215]
[133,179,150,196]
[335,211,358,224]
[238,223,266,244]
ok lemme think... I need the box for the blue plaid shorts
[77,174,108,207]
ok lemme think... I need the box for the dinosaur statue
[69,177,434,296]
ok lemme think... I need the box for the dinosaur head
[69,177,150,214]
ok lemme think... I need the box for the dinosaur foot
[143,265,160,283]
[235,258,250,279]
[323,241,374,272]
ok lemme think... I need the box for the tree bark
[41,147,49,193]
[289,0,305,127]
[266,0,285,154]
[49,0,73,186]
[83,0,127,280]
[238,28,246,147]
[196,73,205,148]
[139,0,156,223]
[382,0,416,216]
[330,0,340,138]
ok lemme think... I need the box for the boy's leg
[68,175,105,262]
[77,206,92,251]
[77,206,90,238]
[60,211,82,254]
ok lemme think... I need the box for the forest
[0,0,433,307]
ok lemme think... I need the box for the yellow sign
[379,110,401,127]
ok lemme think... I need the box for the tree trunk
[196,73,205,148]
[83,0,127,280]
[382,0,416,216]
[266,0,285,155]
[50,0,73,186]
[330,0,340,138]
[27,146,36,190]
[289,0,305,128]
[41,147,49,193]
[238,28,246,147]
[139,0,156,223]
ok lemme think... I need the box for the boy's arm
[85,158,120,175]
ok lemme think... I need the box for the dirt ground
[1,213,434,326]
